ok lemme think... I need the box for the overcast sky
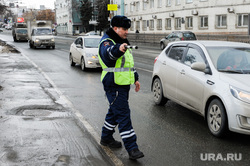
[19,0,56,9]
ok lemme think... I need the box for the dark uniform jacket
[99,28,139,90]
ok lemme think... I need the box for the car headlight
[230,86,250,104]
[86,53,96,59]
[51,38,54,42]
[35,39,40,43]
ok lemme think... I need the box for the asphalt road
[1,30,250,166]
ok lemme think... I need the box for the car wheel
[13,36,17,42]
[152,78,168,105]
[29,42,33,48]
[69,53,75,66]
[81,57,86,71]
[207,99,228,137]
[160,42,165,50]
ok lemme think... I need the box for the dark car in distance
[160,31,197,50]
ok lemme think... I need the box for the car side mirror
[191,62,206,72]
[76,44,82,48]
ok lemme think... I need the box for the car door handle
[162,61,166,65]
[180,69,185,75]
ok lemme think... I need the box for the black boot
[100,139,122,148]
[128,148,144,160]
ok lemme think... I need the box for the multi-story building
[124,0,250,34]
[55,0,98,35]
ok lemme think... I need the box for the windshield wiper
[218,69,244,74]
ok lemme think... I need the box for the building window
[175,17,181,29]
[131,21,134,31]
[200,16,208,28]
[216,15,227,28]
[186,17,193,28]
[166,0,171,6]
[237,14,248,27]
[165,18,171,30]
[149,19,154,30]
[125,4,128,14]
[143,1,147,10]
[136,21,140,31]
[158,0,162,7]
[130,3,134,12]
[150,0,154,8]
[136,2,140,11]
[186,0,193,3]
[157,19,162,30]
[176,0,181,5]
[143,20,147,31]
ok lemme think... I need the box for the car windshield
[16,29,27,33]
[84,38,100,48]
[34,28,52,35]
[207,47,250,74]
[183,33,196,39]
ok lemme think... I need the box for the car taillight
[154,56,159,64]
[181,37,184,40]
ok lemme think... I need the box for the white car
[69,35,101,70]
[152,40,250,137]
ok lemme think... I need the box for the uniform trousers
[101,86,138,152]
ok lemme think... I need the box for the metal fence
[128,33,250,45]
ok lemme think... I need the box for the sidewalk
[0,40,119,165]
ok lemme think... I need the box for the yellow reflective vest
[98,38,135,85]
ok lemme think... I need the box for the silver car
[69,35,101,71]
[152,40,250,137]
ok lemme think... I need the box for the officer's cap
[111,15,131,29]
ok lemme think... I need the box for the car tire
[160,42,165,50]
[69,53,75,66]
[13,36,17,42]
[81,57,86,71]
[29,42,33,49]
[207,99,228,137]
[152,78,168,105]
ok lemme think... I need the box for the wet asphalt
[0,41,117,165]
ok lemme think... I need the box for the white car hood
[85,48,99,55]
[220,73,250,91]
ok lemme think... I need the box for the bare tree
[97,0,110,34]
[0,3,7,15]
[80,0,93,33]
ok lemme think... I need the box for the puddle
[23,109,71,117]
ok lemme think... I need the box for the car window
[74,38,82,46]
[183,33,196,39]
[173,34,179,38]
[207,47,250,71]
[16,29,27,33]
[84,38,100,48]
[184,47,205,66]
[167,34,173,39]
[168,46,186,61]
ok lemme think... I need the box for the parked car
[69,35,101,70]
[160,31,196,50]
[152,40,250,137]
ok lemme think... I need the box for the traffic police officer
[98,15,144,160]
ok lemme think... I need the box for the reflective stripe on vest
[103,67,136,72]
[98,38,135,85]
